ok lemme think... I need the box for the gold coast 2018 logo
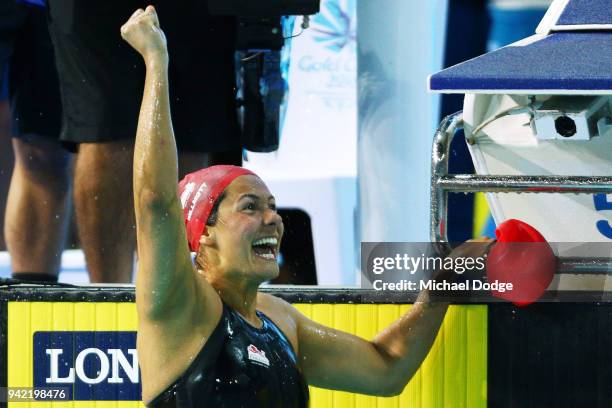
[311,0,356,52]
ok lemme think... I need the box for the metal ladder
[430,111,612,275]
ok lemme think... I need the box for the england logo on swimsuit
[247,344,270,368]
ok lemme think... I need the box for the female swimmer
[121,6,488,407]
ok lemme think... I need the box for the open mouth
[252,237,278,261]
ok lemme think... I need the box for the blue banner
[33,331,141,401]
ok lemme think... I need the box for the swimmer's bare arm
[122,7,219,321]
[287,293,446,396]
[290,241,490,396]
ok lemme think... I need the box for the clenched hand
[121,5,168,64]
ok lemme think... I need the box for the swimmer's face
[203,175,283,281]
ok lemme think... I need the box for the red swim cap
[178,165,256,252]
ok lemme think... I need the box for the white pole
[357,0,448,245]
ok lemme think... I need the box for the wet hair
[206,191,226,227]
[196,191,226,271]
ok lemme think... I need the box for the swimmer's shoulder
[257,292,301,352]
[257,292,299,318]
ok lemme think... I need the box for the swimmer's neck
[210,276,262,325]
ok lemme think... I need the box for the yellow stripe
[9,302,487,407]
[473,192,491,238]
[8,302,143,408]
[294,304,488,408]
[467,306,488,405]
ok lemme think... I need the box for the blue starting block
[539,0,612,31]
[429,0,612,94]
[428,0,612,275]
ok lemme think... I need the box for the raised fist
[120,6,167,62]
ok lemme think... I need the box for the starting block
[429,0,612,293]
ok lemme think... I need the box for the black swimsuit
[148,304,309,407]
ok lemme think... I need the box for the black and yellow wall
[0,287,610,407]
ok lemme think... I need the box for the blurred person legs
[1,2,72,282]
[73,140,135,283]
[0,68,11,252]
[7,136,71,280]
[47,0,241,282]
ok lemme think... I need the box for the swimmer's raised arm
[289,241,490,396]
[121,7,219,321]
